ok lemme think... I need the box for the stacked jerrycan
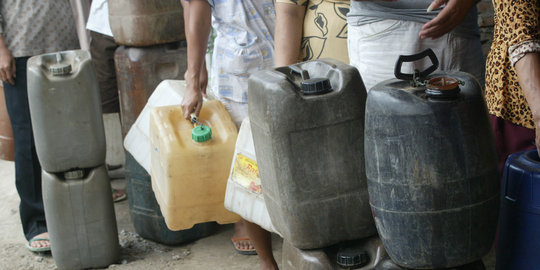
[108,0,184,47]
[27,50,119,269]
[123,80,217,243]
[224,118,278,234]
[282,236,400,270]
[248,58,377,249]
[114,41,187,137]
[364,49,499,269]
[496,149,540,270]
[110,1,212,244]
[0,85,14,161]
[150,101,240,230]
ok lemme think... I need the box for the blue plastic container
[125,151,217,245]
[496,149,540,270]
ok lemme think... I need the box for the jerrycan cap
[425,76,460,99]
[50,63,72,76]
[301,78,332,95]
[49,53,72,76]
[336,244,369,268]
[192,125,212,142]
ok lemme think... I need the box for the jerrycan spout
[289,64,333,95]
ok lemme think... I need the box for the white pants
[347,20,485,92]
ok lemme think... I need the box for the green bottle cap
[192,125,212,142]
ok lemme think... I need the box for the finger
[0,69,13,85]
[183,104,193,120]
[200,83,207,97]
[427,0,447,12]
[181,101,193,120]
[194,100,203,117]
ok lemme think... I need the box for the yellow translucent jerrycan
[150,100,240,230]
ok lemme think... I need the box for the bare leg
[245,220,279,270]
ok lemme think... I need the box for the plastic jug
[114,42,188,137]
[282,236,401,270]
[108,0,184,46]
[0,85,14,161]
[224,118,278,234]
[125,151,217,245]
[43,166,119,269]
[27,50,105,172]
[150,101,239,230]
[124,80,205,174]
[496,149,540,270]
[283,238,486,270]
[364,50,498,269]
[248,58,377,249]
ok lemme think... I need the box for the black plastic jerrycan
[249,59,376,249]
[364,49,499,269]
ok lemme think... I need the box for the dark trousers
[90,31,120,114]
[3,57,46,241]
[490,115,536,176]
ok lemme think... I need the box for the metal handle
[394,48,439,81]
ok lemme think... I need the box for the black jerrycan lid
[336,243,370,269]
[289,64,333,95]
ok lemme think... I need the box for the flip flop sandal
[26,237,51,253]
[113,188,127,203]
[231,237,257,255]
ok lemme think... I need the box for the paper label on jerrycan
[231,154,262,194]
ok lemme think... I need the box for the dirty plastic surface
[249,59,376,249]
[27,50,105,172]
[224,118,279,234]
[364,71,498,269]
[108,0,185,46]
[114,42,187,137]
[43,165,119,269]
[282,236,401,270]
[125,151,217,245]
[150,102,239,230]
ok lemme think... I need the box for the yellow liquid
[150,100,240,230]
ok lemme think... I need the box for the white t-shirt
[86,0,113,37]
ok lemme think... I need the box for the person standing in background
[86,0,127,201]
[180,0,279,269]
[346,0,484,91]
[274,0,351,66]
[485,0,540,172]
[0,0,79,252]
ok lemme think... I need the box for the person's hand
[419,0,477,39]
[182,70,204,120]
[0,45,15,85]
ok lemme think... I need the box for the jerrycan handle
[290,64,310,80]
[394,48,439,82]
[289,64,333,95]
